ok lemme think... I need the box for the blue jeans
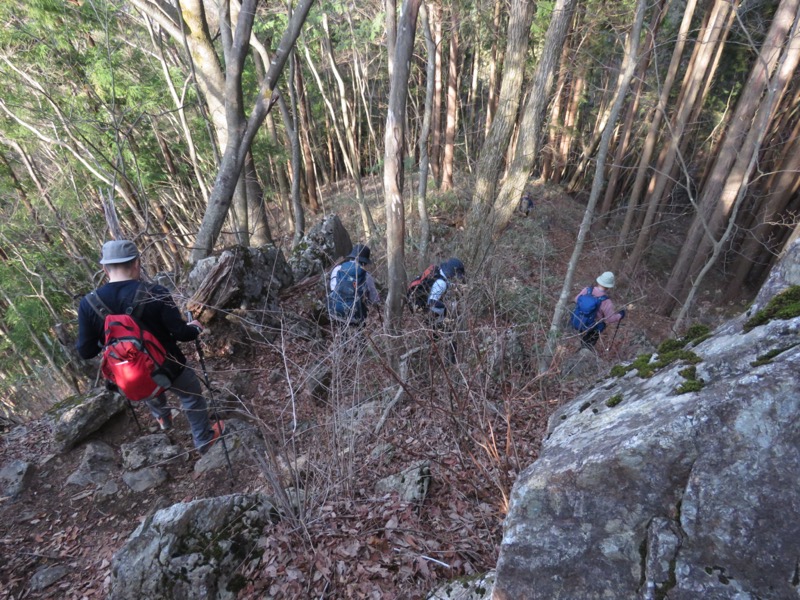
[146,366,214,449]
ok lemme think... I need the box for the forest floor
[0,178,752,599]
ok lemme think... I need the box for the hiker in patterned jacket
[427,258,466,323]
[76,240,223,454]
[327,244,380,327]
[574,271,626,349]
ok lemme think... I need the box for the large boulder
[110,493,277,600]
[185,245,293,323]
[494,259,800,597]
[288,214,352,282]
[51,388,127,452]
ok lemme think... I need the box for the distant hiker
[76,240,224,454]
[412,257,466,323]
[327,244,380,327]
[571,271,625,349]
[519,191,534,216]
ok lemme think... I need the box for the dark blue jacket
[77,280,199,376]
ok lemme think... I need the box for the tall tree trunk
[191,0,314,262]
[321,14,375,239]
[431,2,444,185]
[385,0,397,79]
[417,3,436,268]
[472,0,579,267]
[544,0,646,369]
[623,0,736,273]
[463,0,535,268]
[597,0,666,224]
[385,0,422,347]
[663,0,800,317]
[287,52,305,246]
[293,64,320,213]
[725,129,800,293]
[541,38,572,182]
[612,0,699,265]
[554,62,585,185]
[440,13,459,192]
[267,112,293,229]
[484,0,504,137]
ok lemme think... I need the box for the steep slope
[494,238,800,599]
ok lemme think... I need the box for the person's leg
[170,366,214,449]
[581,328,600,349]
[145,393,171,427]
[429,301,447,328]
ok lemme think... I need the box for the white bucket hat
[596,271,615,289]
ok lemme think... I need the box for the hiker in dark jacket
[574,271,625,349]
[327,244,380,327]
[427,258,466,323]
[76,240,223,454]
[519,191,534,216]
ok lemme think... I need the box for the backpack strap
[85,282,151,321]
[128,282,151,319]
[85,291,113,321]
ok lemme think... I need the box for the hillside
[0,183,751,599]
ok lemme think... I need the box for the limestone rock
[120,434,181,470]
[194,418,265,474]
[375,461,431,503]
[110,493,276,600]
[51,388,126,452]
[427,571,495,599]
[494,303,800,598]
[122,467,168,492]
[185,245,293,323]
[288,214,352,282]
[66,441,117,487]
[29,565,70,592]
[0,459,33,499]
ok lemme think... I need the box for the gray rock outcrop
[288,214,352,281]
[494,266,800,598]
[185,244,293,323]
[121,434,181,470]
[375,461,431,504]
[51,389,126,452]
[0,459,33,499]
[110,493,276,600]
[66,441,117,487]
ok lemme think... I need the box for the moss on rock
[743,285,800,332]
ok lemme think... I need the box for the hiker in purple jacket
[574,271,625,349]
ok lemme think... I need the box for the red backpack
[406,264,439,312]
[85,284,172,402]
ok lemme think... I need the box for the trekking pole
[188,312,234,481]
[606,309,628,352]
[125,396,143,432]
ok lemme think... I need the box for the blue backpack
[328,261,368,323]
[571,287,608,332]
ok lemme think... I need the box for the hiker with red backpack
[76,240,224,455]
[407,258,466,323]
[327,244,380,327]
[571,271,626,349]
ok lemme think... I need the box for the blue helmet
[441,258,465,281]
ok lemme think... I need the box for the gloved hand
[188,319,204,333]
[619,309,626,320]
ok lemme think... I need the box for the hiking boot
[156,413,173,431]
[155,408,178,431]
[198,420,225,455]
